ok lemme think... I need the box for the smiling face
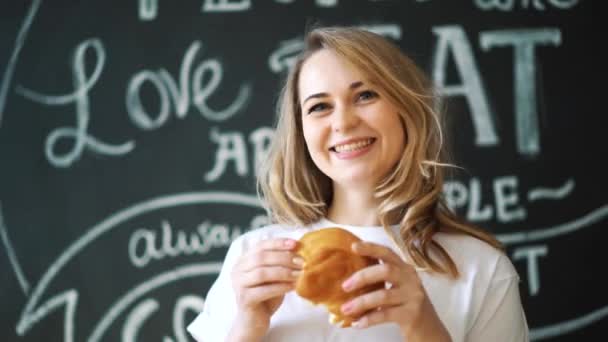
[298,49,406,189]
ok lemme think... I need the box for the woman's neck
[327,183,380,227]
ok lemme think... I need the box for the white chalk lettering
[0,0,41,130]
[192,58,252,122]
[528,178,575,202]
[204,126,273,182]
[315,0,338,6]
[498,205,608,245]
[127,41,251,128]
[17,192,261,342]
[171,295,206,342]
[249,127,274,176]
[274,0,338,5]
[128,219,248,268]
[122,298,158,341]
[126,71,171,130]
[202,0,251,12]
[513,244,548,296]
[121,295,205,342]
[443,181,468,210]
[138,0,159,20]
[204,128,248,182]
[432,25,498,147]
[268,24,401,74]
[480,28,561,156]
[16,39,135,168]
[494,175,526,223]
[89,264,220,342]
[444,176,530,223]
[467,177,493,221]
[474,0,579,11]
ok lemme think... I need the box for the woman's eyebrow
[302,81,365,105]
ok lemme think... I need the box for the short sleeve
[466,256,529,342]
[187,236,244,341]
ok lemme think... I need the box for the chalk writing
[121,295,205,342]
[530,304,608,340]
[138,0,158,21]
[444,175,526,223]
[202,0,251,12]
[432,25,498,147]
[204,126,274,182]
[16,39,135,168]
[513,244,548,296]
[2,1,604,340]
[474,0,579,11]
[0,0,40,130]
[480,28,561,156]
[0,202,30,294]
[528,178,574,202]
[16,192,261,342]
[89,263,220,342]
[128,218,260,268]
[497,204,608,245]
[127,40,252,127]
[268,24,402,73]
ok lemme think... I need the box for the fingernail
[291,270,301,278]
[353,318,367,328]
[292,257,305,267]
[342,278,353,291]
[284,239,296,248]
[341,302,353,314]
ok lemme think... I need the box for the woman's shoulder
[434,231,518,282]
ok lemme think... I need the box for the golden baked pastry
[295,227,383,327]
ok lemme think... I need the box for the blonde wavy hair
[257,26,501,277]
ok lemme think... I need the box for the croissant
[295,227,383,327]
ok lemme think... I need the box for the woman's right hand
[229,238,304,339]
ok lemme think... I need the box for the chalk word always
[128,217,263,268]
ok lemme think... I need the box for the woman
[188,26,529,341]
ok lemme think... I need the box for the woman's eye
[358,90,377,101]
[308,103,329,114]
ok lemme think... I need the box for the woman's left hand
[340,241,452,342]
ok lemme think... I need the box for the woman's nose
[332,104,360,132]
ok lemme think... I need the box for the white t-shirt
[188,218,529,341]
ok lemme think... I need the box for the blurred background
[0,0,605,341]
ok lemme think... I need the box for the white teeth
[333,138,374,153]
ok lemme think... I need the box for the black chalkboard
[1,1,605,341]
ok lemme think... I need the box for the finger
[352,305,403,329]
[239,282,294,307]
[342,263,401,292]
[341,288,403,317]
[240,266,301,287]
[241,250,304,272]
[257,237,299,252]
[352,242,404,266]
